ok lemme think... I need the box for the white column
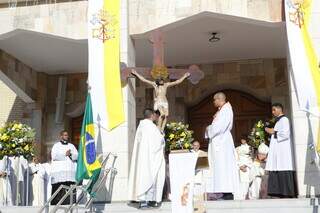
[288,62,320,197]
[95,0,136,202]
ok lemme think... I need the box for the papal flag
[76,93,102,193]
[285,0,320,151]
[88,0,124,130]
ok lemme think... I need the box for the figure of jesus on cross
[131,70,190,131]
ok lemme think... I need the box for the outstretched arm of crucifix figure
[166,72,191,87]
[131,69,156,87]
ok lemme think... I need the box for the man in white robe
[51,130,78,205]
[128,108,165,209]
[29,157,46,206]
[265,103,297,198]
[249,143,269,199]
[0,156,13,206]
[205,92,239,200]
[9,155,28,205]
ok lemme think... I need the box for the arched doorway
[71,115,83,147]
[187,89,271,149]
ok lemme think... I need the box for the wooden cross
[121,30,204,84]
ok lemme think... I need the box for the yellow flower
[0,134,9,141]
[184,143,191,149]
[169,134,175,139]
[180,132,186,137]
[24,145,30,151]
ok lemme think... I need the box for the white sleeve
[70,144,78,161]
[30,163,39,174]
[51,144,66,161]
[274,118,290,142]
[206,109,232,139]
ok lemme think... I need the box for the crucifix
[121,30,204,131]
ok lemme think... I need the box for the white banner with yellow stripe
[88,0,124,131]
[285,0,320,152]
[285,0,320,116]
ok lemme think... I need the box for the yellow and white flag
[285,0,320,116]
[88,0,124,130]
[285,0,320,152]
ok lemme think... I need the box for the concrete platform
[1,198,319,213]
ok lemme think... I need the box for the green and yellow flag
[76,93,101,193]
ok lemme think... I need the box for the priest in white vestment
[249,143,269,199]
[9,156,28,205]
[51,130,78,205]
[29,157,46,206]
[128,108,165,209]
[205,92,239,200]
[0,156,13,206]
[265,103,297,198]
[236,138,252,200]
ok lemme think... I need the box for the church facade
[0,0,319,201]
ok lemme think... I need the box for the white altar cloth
[169,152,198,213]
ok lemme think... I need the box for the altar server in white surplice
[51,130,78,205]
[128,108,165,209]
[0,156,13,206]
[236,137,252,200]
[29,157,46,206]
[205,92,239,200]
[265,103,297,198]
[249,143,269,199]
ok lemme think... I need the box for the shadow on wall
[94,153,118,205]
[7,96,27,123]
[304,113,320,197]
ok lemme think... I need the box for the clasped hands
[265,127,275,134]
[66,149,71,157]
[0,171,7,177]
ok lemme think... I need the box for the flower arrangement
[247,120,267,149]
[248,118,276,149]
[165,122,194,151]
[0,121,36,160]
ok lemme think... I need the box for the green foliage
[247,118,275,149]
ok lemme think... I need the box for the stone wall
[0,50,38,102]
[44,73,87,158]
[0,0,283,39]
[0,81,28,124]
[135,58,289,123]
[0,1,87,39]
[129,0,283,34]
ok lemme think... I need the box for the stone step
[1,198,319,213]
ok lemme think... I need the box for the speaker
[55,76,67,124]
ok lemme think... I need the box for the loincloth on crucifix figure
[132,70,190,131]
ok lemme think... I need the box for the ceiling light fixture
[209,32,220,42]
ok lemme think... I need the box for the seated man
[128,109,165,209]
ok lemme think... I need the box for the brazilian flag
[76,93,101,193]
